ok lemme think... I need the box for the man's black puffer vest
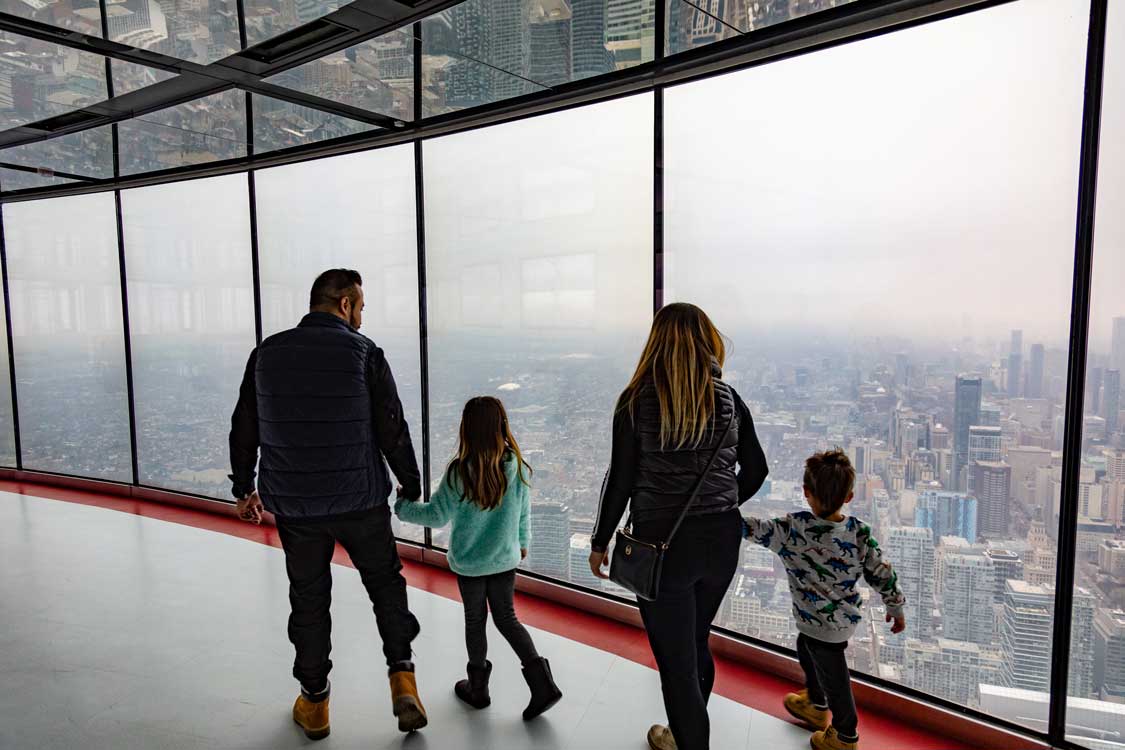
[255,313,388,519]
[627,367,740,524]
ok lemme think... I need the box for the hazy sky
[665,0,1111,350]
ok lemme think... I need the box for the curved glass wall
[0,0,1118,742]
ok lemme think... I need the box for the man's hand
[887,613,906,634]
[521,548,528,560]
[589,550,610,580]
[237,491,263,525]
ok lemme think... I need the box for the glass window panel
[422,0,628,116]
[664,0,1086,726]
[251,94,377,155]
[266,30,414,121]
[424,93,652,590]
[106,0,240,65]
[1068,1,1125,746]
[111,59,179,97]
[5,1,104,37]
[0,241,15,466]
[122,174,255,499]
[4,194,132,482]
[117,91,247,175]
[255,146,424,541]
[0,127,114,186]
[666,0,860,56]
[0,31,110,130]
[0,168,79,192]
[243,0,347,48]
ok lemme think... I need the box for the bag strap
[661,413,736,550]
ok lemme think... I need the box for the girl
[395,396,563,719]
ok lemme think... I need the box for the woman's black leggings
[457,569,540,666]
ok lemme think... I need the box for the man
[229,269,427,740]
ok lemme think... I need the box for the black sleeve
[368,346,423,500]
[228,348,260,499]
[733,389,769,503]
[591,402,638,552]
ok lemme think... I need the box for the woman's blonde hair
[448,396,531,511]
[620,303,727,449]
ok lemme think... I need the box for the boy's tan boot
[784,689,830,730]
[647,724,677,750]
[292,693,330,740]
[811,727,858,750]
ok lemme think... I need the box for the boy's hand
[887,613,906,634]
[521,548,528,560]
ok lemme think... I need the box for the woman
[589,303,769,750]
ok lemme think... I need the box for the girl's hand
[521,548,528,560]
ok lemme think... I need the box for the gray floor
[0,493,811,750]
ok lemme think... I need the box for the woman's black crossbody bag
[609,417,735,602]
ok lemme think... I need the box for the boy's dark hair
[310,269,362,310]
[804,448,856,516]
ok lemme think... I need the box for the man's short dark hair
[803,448,856,516]
[310,269,363,310]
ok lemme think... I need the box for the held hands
[588,550,610,580]
[236,491,263,525]
[886,613,906,634]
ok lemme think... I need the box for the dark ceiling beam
[0,0,455,149]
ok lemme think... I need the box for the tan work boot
[647,724,677,750]
[390,669,428,733]
[784,689,830,731]
[292,692,330,740]
[811,726,859,750]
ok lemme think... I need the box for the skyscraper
[953,376,982,491]
[1094,609,1125,702]
[968,425,1002,464]
[973,461,1012,538]
[529,9,573,87]
[571,0,615,78]
[1000,581,1095,696]
[569,532,601,589]
[941,551,996,645]
[1088,366,1104,416]
[1027,343,1045,399]
[1113,317,1125,372]
[528,502,570,580]
[886,527,935,637]
[915,490,978,543]
[1105,369,1121,437]
[984,549,1023,603]
[903,638,1003,708]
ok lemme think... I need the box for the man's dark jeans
[276,505,420,694]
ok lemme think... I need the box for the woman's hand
[589,550,610,579]
[521,548,528,560]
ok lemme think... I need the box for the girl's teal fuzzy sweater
[394,455,531,578]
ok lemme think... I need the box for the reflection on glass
[5,0,103,37]
[0,127,114,188]
[117,91,247,175]
[106,0,240,65]
[255,146,424,541]
[422,0,626,116]
[0,238,14,465]
[0,169,79,192]
[121,174,256,499]
[1068,1,1125,746]
[664,0,1085,727]
[666,0,860,55]
[111,60,179,97]
[0,32,110,130]
[423,93,652,584]
[252,95,376,155]
[267,30,415,121]
[4,194,132,482]
[243,0,347,48]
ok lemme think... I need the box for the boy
[743,449,906,750]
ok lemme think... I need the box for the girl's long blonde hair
[447,396,531,510]
[620,303,726,449]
